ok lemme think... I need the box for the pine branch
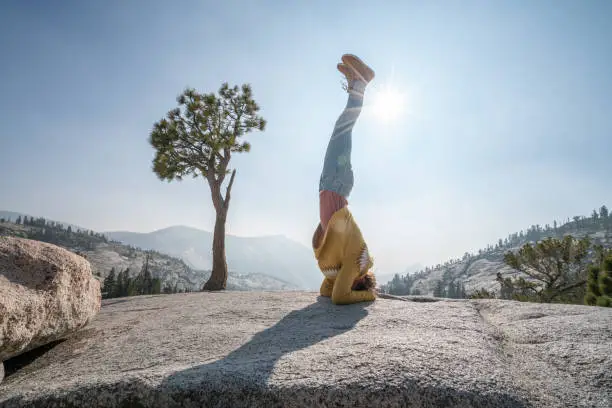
[555,279,587,295]
[224,169,237,210]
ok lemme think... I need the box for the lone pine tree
[149,83,266,290]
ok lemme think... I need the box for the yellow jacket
[312,207,376,304]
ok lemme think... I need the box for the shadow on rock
[3,339,66,378]
[157,297,370,404]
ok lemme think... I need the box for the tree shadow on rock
[157,296,370,405]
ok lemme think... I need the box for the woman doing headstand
[312,54,377,305]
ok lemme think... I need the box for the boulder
[0,237,101,365]
[0,291,610,408]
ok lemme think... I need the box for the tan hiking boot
[341,54,375,84]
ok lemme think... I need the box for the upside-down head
[352,270,376,291]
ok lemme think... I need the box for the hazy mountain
[0,216,299,292]
[106,225,322,290]
[387,207,612,297]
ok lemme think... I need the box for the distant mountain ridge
[1,210,322,290]
[0,213,300,292]
[106,225,322,290]
[385,205,612,297]
[0,211,85,231]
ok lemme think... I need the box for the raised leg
[318,91,364,199]
[318,55,375,230]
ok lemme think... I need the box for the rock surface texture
[0,237,101,366]
[0,291,610,408]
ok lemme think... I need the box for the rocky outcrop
[0,237,101,366]
[0,291,610,408]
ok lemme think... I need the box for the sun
[369,86,406,122]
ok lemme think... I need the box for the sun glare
[370,86,406,122]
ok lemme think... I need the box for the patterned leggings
[318,92,364,198]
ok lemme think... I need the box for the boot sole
[341,54,375,83]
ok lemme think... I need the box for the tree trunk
[202,169,236,291]
[203,209,228,290]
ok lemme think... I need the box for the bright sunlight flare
[369,86,406,122]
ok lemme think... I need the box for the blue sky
[1,0,611,275]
